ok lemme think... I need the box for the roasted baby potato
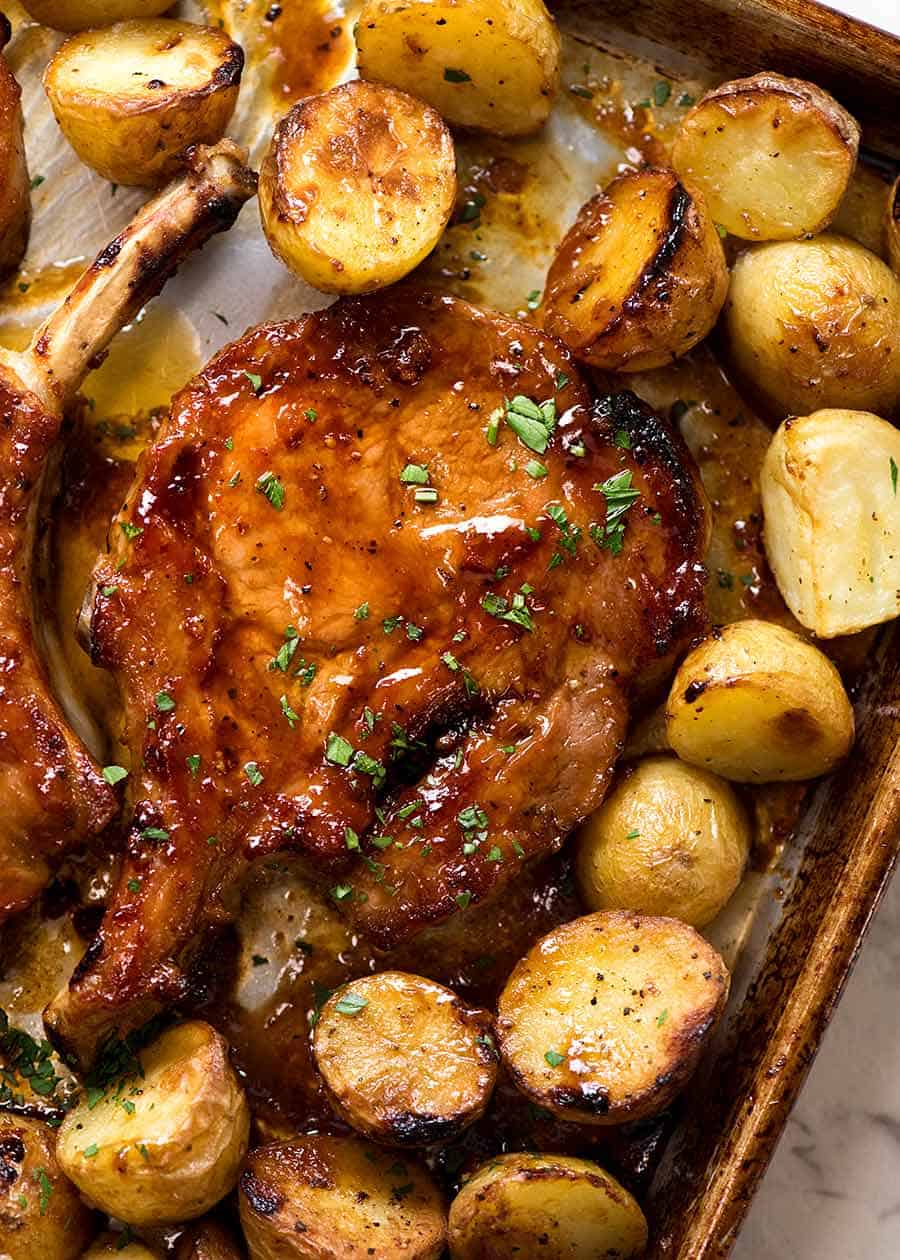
[57,1020,250,1227]
[888,175,900,275]
[0,1113,98,1260]
[43,20,243,187]
[495,910,729,1124]
[666,620,855,782]
[0,53,30,280]
[82,1236,159,1259]
[576,755,751,928]
[355,0,560,136]
[312,971,497,1145]
[447,1152,648,1259]
[239,1136,447,1260]
[175,1221,242,1260]
[724,234,900,419]
[671,73,859,240]
[543,167,728,371]
[258,79,455,294]
[22,0,174,31]
[761,409,900,637]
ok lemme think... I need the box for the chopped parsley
[83,1144,99,1159]
[891,456,898,495]
[505,395,557,454]
[334,991,369,1015]
[525,460,548,480]
[459,192,485,224]
[544,1049,565,1067]
[186,753,201,777]
[455,890,472,910]
[120,520,142,541]
[653,80,671,106]
[101,585,118,597]
[345,826,360,851]
[126,878,141,893]
[244,761,264,787]
[268,625,300,672]
[657,1008,669,1026]
[354,601,370,620]
[330,883,353,902]
[458,804,488,832]
[256,471,285,511]
[279,694,299,728]
[141,826,169,841]
[406,622,424,642]
[243,371,263,393]
[154,691,175,712]
[325,732,354,766]
[400,463,430,485]
[34,1167,53,1216]
[526,289,541,311]
[414,487,438,503]
[102,765,128,786]
[482,590,535,632]
[444,67,471,82]
[591,470,640,555]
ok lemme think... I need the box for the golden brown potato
[239,1136,447,1260]
[312,971,497,1145]
[57,1020,250,1227]
[258,79,455,294]
[22,0,173,31]
[671,73,859,240]
[0,54,30,280]
[43,20,243,187]
[81,1236,159,1260]
[576,755,751,928]
[723,234,900,420]
[830,161,891,257]
[495,910,729,1125]
[665,619,855,782]
[543,167,728,371]
[356,0,560,137]
[175,1221,242,1260]
[0,1113,98,1260]
[447,1153,648,1259]
[888,175,900,275]
[761,409,900,637]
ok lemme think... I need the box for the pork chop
[46,289,709,1066]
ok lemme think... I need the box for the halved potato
[239,1136,446,1260]
[81,1237,159,1260]
[57,1020,250,1227]
[671,73,859,240]
[761,409,900,637]
[723,234,900,420]
[175,1221,242,1260]
[888,175,900,275]
[312,971,497,1145]
[576,755,751,928]
[543,167,728,371]
[447,1153,648,1259]
[0,1113,98,1260]
[43,20,243,187]
[665,620,855,782]
[495,910,729,1124]
[22,0,173,31]
[355,0,560,136]
[258,79,456,294]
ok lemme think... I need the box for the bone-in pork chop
[46,289,708,1065]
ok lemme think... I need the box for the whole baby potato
[0,1112,97,1260]
[665,619,855,782]
[576,755,750,927]
[22,0,174,31]
[57,1020,250,1227]
[723,234,900,419]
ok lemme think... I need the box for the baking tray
[0,1,898,1256]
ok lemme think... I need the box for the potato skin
[665,620,855,782]
[495,910,729,1125]
[577,755,750,928]
[672,73,859,240]
[57,1020,250,1227]
[81,1236,159,1259]
[448,1153,648,1260]
[0,55,30,280]
[356,0,560,137]
[0,1113,98,1260]
[239,1136,447,1260]
[723,234,900,420]
[22,0,174,31]
[258,79,456,294]
[888,175,900,275]
[43,20,243,187]
[312,971,497,1145]
[543,167,728,371]
[761,409,900,637]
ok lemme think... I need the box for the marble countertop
[730,5,900,1254]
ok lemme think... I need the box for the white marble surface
[730,8,900,1256]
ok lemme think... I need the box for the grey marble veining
[734,866,900,1257]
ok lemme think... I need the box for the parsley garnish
[400,463,429,484]
[244,761,264,786]
[120,520,142,541]
[243,371,262,393]
[455,890,472,910]
[544,1049,565,1067]
[155,691,175,712]
[334,991,369,1015]
[102,765,127,786]
[34,1167,52,1216]
[268,625,299,672]
[505,395,557,454]
[415,487,438,503]
[141,826,169,841]
[444,67,471,82]
[482,591,535,632]
[525,460,548,479]
[186,753,201,776]
[891,456,898,496]
[657,1008,669,1026]
[325,732,354,766]
[354,601,370,620]
[280,694,299,728]
[256,471,285,511]
[653,80,671,106]
[526,289,541,311]
[591,470,640,555]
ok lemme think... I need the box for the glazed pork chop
[0,142,255,925]
[46,290,709,1066]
